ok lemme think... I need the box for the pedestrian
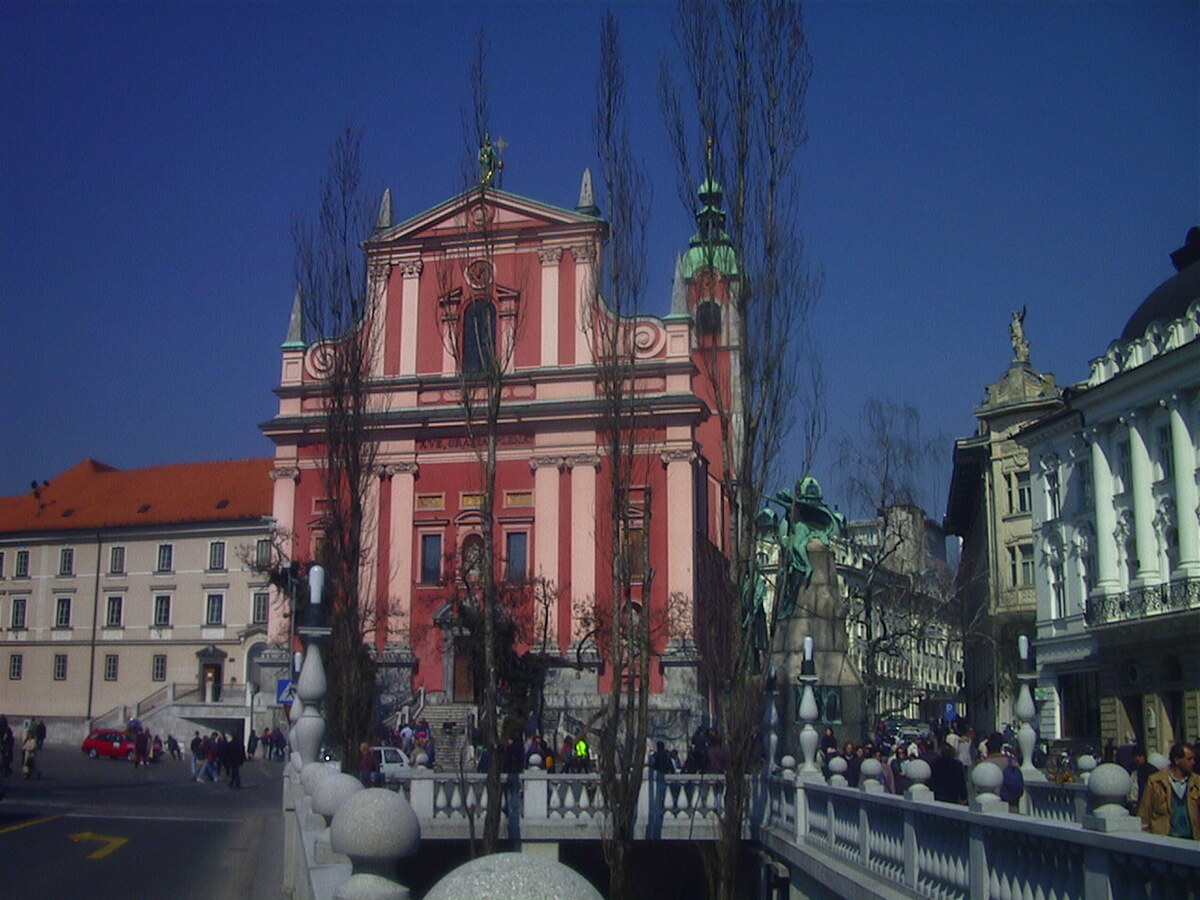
[21,730,39,779]
[228,735,246,789]
[956,727,976,769]
[705,730,727,774]
[246,729,259,761]
[1128,745,1158,812]
[134,728,150,768]
[273,728,287,760]
[166,734,180,761]
[359,742,378,787]
[1138,743,1199,839]
[34,718,46,750]
[502,733,525,842]
[0,720,14,777]
[647,741,673,840]
[929,742,968,804]
[190,731,203,776]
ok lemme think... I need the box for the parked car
[370,746,410,783]
[82,729,137,760]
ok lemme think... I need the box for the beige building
[945,324,1063,734]
[0,458,278,743]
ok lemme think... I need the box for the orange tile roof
[0,458,274,534]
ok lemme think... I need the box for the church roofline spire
[282,286,306,348]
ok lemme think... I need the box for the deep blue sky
[2,2,1197,517]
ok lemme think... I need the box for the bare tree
[291,127,381,771]
[581,14,659,899]
[431,34,535,853]
[835,398,960,737]
[660,2,821,896]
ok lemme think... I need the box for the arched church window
[462,299,496,374]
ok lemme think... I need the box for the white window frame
[105,595,123,628]
[53,653,67,681]
[255,538,272,568]
[59,547,74,576]
[153,594,171,627]
[10,596,27,630]
[104,654,118,681]
[157,543,173,573]
[151,654,167,682]
[208,541,226,572]
[55,596,72,628]
[0,550,5,578]
[14,550,29,578]
[205,593,224,626]
[109,546,125,575]
[9,654,22,680]
[252,591,270,625]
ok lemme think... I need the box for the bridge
[285,763,1200,899]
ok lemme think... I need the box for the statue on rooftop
[478,134,502,187]
[1010,305,1030,364]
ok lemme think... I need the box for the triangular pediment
[368,187,602,248]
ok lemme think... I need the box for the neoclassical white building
[1018,227,1200,752]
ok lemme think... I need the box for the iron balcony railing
[1085,576,1200,627]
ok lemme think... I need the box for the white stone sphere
[334,873,408,900]
[1076,754,1097,772]
[971,761,1003,794]
[860,758,882,779]
[528,754,542,768]
[828,756,847,775]
[780,754,796,771]
[413,752,429,768]
[905,758,931,784]
[331,787,420,863]
[301,761,337,794]
[423,853,603,900]
[1148,752,1169,771]
[1088,763,1132,805]
[313,772,364,819]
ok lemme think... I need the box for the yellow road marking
[0,814,62,835]
[69,830,129,859]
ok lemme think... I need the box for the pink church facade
[261,179,735,726]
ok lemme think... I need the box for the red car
[81,729,137,760]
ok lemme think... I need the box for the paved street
[0,743,284,899]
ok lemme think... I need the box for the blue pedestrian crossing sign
[277,678,295,705]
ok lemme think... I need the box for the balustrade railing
[1086,576,1200,626]
[760,776,1200,900]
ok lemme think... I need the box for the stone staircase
[418,702,476,771]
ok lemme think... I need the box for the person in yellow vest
[574,736,591,773]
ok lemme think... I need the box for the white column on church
[538,248,562,367]
[1164,394,1200,572]
[662,449,696,644]
[572,245,595,365]
[1087,427,1120,591]
[568,454,599,643]
[368,262,391,378]
[387,462,418,646]
[399,260,423,376]
[1123,411,1159,582]
[530,455,563,649]
[268,464,300,644]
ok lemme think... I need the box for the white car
[371,746,410,783]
